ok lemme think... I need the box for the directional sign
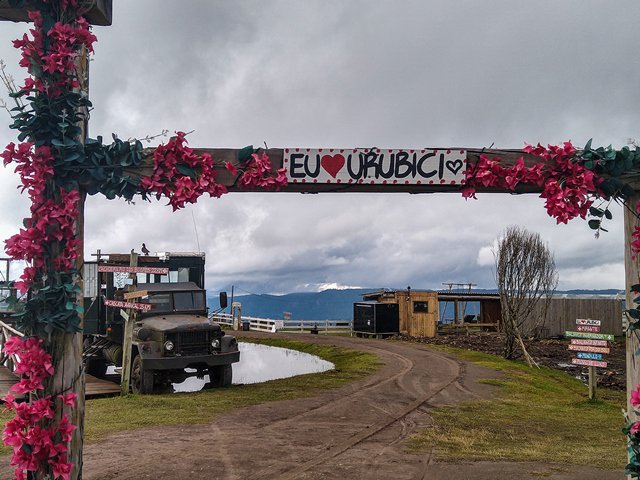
[576,325,601,333]
[120,309,129,321]
[104,299,152,312]
[576,352,603,361]
[123,289,148,300]
[98,265,169,275]
[565,331,614,341]
[570,339,608,347]
[568,344,610,354]
[571,358,608,368]
[576,319,601,327]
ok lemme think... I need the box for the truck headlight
[164,340,174,352]
[211,338,220,349]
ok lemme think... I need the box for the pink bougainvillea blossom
[140,133,287,210]
[1,337,77,480]
[463,142,600,225]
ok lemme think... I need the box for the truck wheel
[209,365,232,388]
[86,357,108,378]
[131,354,154,394]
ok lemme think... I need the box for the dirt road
[0,333,623,479]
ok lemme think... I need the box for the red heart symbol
[320,154,345,178]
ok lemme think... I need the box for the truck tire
[131,354,154,394]
[86,357,107,378]
[209,364,232,388]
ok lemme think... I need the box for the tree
[494,226,558,365]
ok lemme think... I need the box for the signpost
[566,319,611,400]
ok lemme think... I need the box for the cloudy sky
[0,1,638,294]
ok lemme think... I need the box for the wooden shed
[359,289,623,339]
[361,289,438,337]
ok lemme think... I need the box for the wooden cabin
[358,289,623,338]
[360,289,439,337]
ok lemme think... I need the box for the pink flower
[631,384,640,408]
[58,393,77,407]
[225,162,238,175]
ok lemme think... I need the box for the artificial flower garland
[1,1,287,479]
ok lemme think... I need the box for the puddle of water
[172,342,334,392]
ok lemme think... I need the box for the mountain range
[208,288,623,321]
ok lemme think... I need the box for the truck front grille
[166,331,211,356]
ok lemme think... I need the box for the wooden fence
[521,297,624,337]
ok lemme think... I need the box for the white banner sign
[576,318,601,326]
[284,148,467,185]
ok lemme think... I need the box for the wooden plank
[572,358,608,368]
[0,365,119,400]
[576,352,604,361]
[570,338,608,347]
[104,299,151,312]
[565,331,614,341]
[123,289,148,300]
[576,325,601,333]
[98,265,168,274]
[0,0,112,25]
[576,319,602,326]
[568,345,610,354]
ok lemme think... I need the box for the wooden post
[625,194,640,477]
[120,253,139,395]
[588,366,596,400]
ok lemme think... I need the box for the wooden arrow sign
[572,358,608,368]
[568,345,610,354]
[98,265,169,275]
[123,290,148,300]
[104,299,152,312]
[565,331,614,341]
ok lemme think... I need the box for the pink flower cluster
[2,142,80,294]
[139,132,228,211]
[140,134,288,210]
[2,336,77,480]
[14,9,96,96]
[463,142,600,224]
[629,384,640,436]
[237,152,287,190]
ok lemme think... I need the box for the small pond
[172,342,334,392]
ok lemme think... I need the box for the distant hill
[208,287,623,321]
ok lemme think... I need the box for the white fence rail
[209,311,351,334]
[279,319,352,334]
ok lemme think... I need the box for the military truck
[82,252,239,394]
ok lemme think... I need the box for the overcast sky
[0,1,638,294]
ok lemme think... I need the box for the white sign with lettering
[284,148,467,185]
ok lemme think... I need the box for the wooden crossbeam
[137,147,551,194]
[139,146,640,194]
[0,0,112,25]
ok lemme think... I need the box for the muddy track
[0,333,622,480]
[247,341,464,480]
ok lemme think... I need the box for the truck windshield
[145,291,206,313]
[173,291,206,311]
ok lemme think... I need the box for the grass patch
[0,337,379,448]
[410,345,626,470]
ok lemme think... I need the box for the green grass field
[409,346,626,470]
